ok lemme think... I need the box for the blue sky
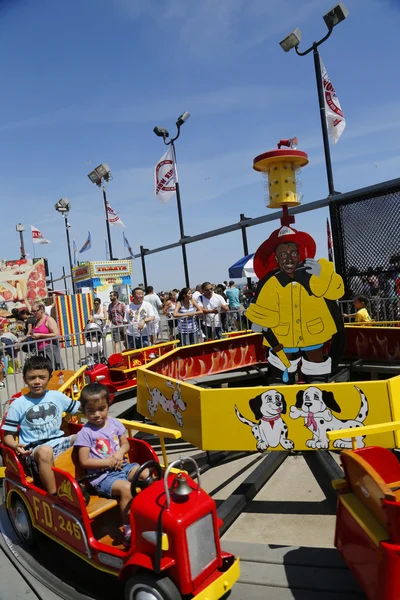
[0,0,399,290]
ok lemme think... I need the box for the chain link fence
[330,181,400,301]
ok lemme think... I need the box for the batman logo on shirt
[25,403,59,429]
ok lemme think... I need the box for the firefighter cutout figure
[247,139,345,384]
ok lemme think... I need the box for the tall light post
[153,112,191,287]
[279,2,348,196]
[87,163,114,260]
[54,198,75,293]
[16,223,26,259]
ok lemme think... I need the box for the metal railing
[338,297,399,322]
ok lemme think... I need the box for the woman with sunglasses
[90,298,107,329]
[31,302,64,369]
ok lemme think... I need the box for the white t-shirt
[125,301,155,337]
[192,290,202,302]
[199,293,227,327]
[144,294,162,320]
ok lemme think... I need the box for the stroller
[81,322,104,367]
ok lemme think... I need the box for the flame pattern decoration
[155,343,259,381]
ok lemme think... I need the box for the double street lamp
[153,112,191,287]
[54,198,74,293]
[279,2,349,196]
[88,163,114,260]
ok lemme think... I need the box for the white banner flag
[154,146,178,204]
[321,57,346,144]
[31,225,51,244]
[106,201,125,227]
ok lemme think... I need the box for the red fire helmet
[254,225,316,280]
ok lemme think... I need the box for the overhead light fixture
[279,28,302,52]
[323,2,349,30]
[54,198,71,214]
[88,163,111,186]
[176,111,191,127]
[16,223,25,232]
[153,126,169,138]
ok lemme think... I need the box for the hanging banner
[123,231,133,257]
[320,57,346,144]
[106,201,125,227]
[31,225,51,244]
[154,146,178,204]
[79,231,91,254]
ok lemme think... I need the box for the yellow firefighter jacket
[246,258,344,348]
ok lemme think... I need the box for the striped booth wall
[55,293,93,347]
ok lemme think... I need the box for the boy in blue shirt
[2,356,80,495]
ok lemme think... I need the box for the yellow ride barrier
[136,333,400,453]
[328,420,400,450]
[59,365,87,401]
[119,418,182,468]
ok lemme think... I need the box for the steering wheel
[100,356,110,368]
[130,460,162,497]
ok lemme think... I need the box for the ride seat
[54,447,117,519]
[341,448,400,527]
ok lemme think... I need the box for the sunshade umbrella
[228,254,255,279]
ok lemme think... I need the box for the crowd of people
[103,282,255,351]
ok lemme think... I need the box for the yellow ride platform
[136,332,400,452]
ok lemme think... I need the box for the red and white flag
[154,146,178,204]
[321,57,346,144]
[31,225,51,244]
[106,201,125,228]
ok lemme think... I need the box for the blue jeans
[127,335,149,349]
[93,462,139,498]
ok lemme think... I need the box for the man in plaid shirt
[108,291,126,352]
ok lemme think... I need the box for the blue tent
[228,254,255,279]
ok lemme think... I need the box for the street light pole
[54,199,75,293]
[153,112,191,287]
[102,187,114,260]
[64,216,74,292]
[16,224,26,259]
[239,214,252,289]
[140,245,148,290]
[280,3,348,197]
[171,140,190,287]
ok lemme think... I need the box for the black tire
[124,571,182,600]
[9,498,36,546]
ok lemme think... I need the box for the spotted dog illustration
[290,386,368,449]
[145,377,186,427]
[235,389,294,452]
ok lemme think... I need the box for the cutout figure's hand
[304,258,321,277]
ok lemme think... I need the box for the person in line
[90,298,107,329]
[0,330,20,374]
[74,383,150,544]
[192,284,202,303]
[343,295,372,324]
[225,280,241,331]
[163,291,178,340]
[31,302,64,369]
[198,282,228,340]
[173,288,203,346]
[144,286,162,342]
[108,291,126,353]
[2,356,81,494]
[125,287,155,349]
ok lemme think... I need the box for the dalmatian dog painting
[145,377,187,427]
[290,385,368,449]
[235,389,294,452]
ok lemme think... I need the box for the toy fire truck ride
[1,419,239,600]
[328,422,400,600]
